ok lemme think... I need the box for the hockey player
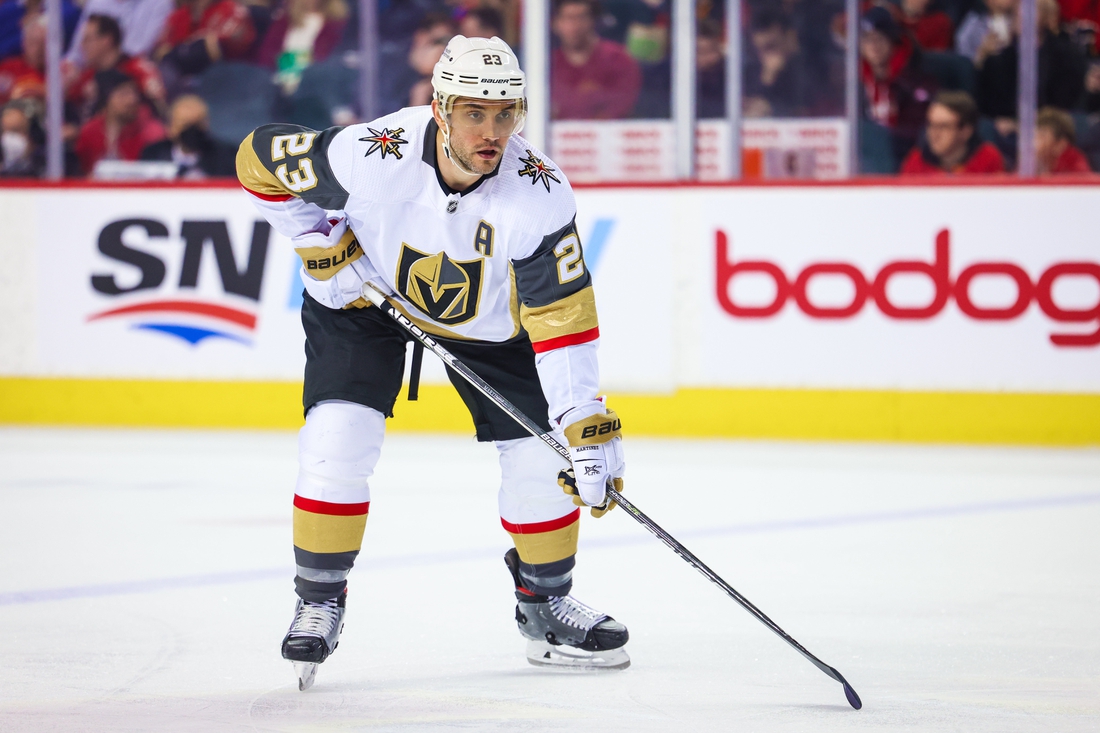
[236,35,628,690]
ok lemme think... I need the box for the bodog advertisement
[688,186,1100,392]
[14,185,1100,395]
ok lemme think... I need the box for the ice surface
[1,428,1098,732]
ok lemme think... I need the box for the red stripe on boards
[501,508,581,535]
[530,327,600,354]
[293,495,370,516]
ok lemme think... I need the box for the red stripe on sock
[293,495,370,516]
[501,508,580,535]
[530,327,600,354]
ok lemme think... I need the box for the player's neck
[435,130,482,192]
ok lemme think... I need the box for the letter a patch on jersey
[396,244,484,325]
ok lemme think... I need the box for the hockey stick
[361,285,862,710]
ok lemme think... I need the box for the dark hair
[750,8,792,34]
[553,0,600,19]
[932,90,979,129]
[1036,106,1077,143]
[860,5,901,44]
[416,12,455,34]
[698,18,723,42]
[465,7,505,37]
[93,68,137,113]
[86,14,122,49]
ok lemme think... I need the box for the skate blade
[294,662,318,691]
[525,640,630,671]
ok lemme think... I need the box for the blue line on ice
[2,491,1098,607]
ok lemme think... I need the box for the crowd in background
[0,0,1096,178]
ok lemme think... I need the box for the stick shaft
[364,288,849,690]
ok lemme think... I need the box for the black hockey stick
[361,285,862,710]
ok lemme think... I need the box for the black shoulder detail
[249,124,349,209]
[511,218,592,308]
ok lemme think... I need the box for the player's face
[445,99,522,174]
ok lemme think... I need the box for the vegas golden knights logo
[396,244,483,325]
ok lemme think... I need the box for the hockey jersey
[236,105,600,421]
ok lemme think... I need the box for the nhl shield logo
[396,244,483,325]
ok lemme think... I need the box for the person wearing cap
[860,4,938,164]
[236,34,630,691]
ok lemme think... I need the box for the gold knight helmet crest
[396,244,484,325]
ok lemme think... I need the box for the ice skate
[281,591,346,691]
[505,549,630,670]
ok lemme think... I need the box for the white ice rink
[1,427,1098,732]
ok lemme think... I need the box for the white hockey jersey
[237,105,600,421]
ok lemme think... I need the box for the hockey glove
[294,217,381,310]
[557,399,624,518]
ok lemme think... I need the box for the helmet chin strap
[439,118,482,179]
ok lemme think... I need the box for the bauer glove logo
[580,418,621,441]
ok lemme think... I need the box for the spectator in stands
[1035,105,1093,172]
[74,69,165,175]
[65,15,166,121]
[1058,0,1100,33]
[550,0,641,119]
[743,8,816,118]
[1081,59,1100,112]
[899,0,955,50]
[241,0,275,52]
[457,0,520,48]
[66,0,173,65]
[0,12,45,105]
[956,0,1017,63]
[977,0,1086,137]
[3,0,79,62]
[0,97,43,176]
[750,0,843,72]
[696,18,725,119]
[460,6,505,40]
[139,93,235,177]
[861,6,938,160]
[257,0,348,94]
[155,0,256,79]
[900,89,1005,173]
[0,0,28,61]
[404,12,455,107]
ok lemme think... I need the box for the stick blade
[843,681,862,710]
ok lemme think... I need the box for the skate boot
[281,590,346,691]
[504,548,630,670]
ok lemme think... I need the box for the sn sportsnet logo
[86,218,270,346]
[716,229,1100,347]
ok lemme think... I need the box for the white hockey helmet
[432,35,526,128]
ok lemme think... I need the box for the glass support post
[45,0,63,179]
[358,0,379,123]
[845,0,859,177]
[1017,0,1038,177]
[672,0,696,179]
[725,0,742,180]
[523,0,551,151]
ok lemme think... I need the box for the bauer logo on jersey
[396,244,484,325]
[358,127,408,160]
[518,150,561,192]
